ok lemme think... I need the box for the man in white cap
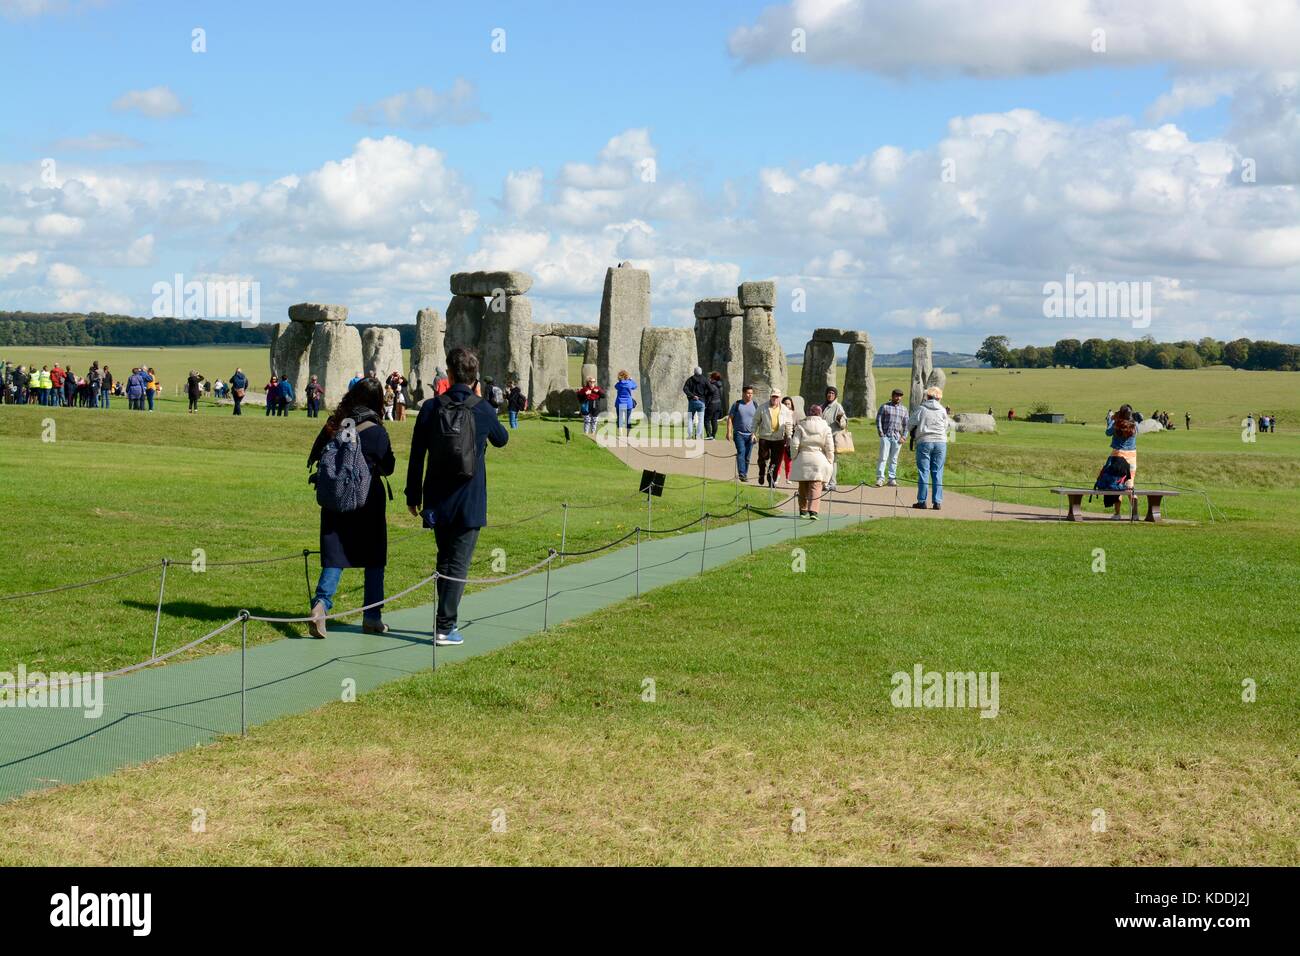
[753,387,794,487]
[682,366,710,440]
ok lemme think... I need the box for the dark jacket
[229,371,247,391]
[705,379,724,410]
[186,374,203,399]
[405,384,509,529]
[309,409,395,568]
[683,372,710,403]
[507,386,527,412]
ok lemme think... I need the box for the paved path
[0,509,863,804]
[600,435,1073,522]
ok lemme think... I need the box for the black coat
[309,411,395,568]
[405,385,509,529]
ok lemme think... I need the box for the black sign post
[640,470,665,530]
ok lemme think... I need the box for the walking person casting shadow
[305,378,396,638]
[405,347,509,648]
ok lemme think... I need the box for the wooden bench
[1050,487,1180,522]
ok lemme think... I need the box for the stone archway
[799,328,875,417]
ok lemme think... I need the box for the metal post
[700,513,709,573]
[151,558,169,659]
[646,489,652,531]
[990,482,997,521]
[859,482,865,523]
[793,495,799,542]
[239,610,249,737]
[543,552,553,631]
[701,449,708,517]
[431,574,438,671]
[745,505,753,554]
[559,503,569,565]
[302,549,312,606]
[635,528,641,596]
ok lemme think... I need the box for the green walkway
[0,508,866,803]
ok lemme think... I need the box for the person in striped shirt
[875,389,908,486]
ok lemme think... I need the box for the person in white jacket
[790,404,836,519]
[753,389,794,487]
[909,386,949,510]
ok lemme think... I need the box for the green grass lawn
[0,348,1296,865]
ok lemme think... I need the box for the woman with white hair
[909,386,949,511]
[790,403,835,519]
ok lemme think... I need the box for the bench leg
[1145,495,1163,522]
[1129,492,1138,522]
[1066,494,1081,521]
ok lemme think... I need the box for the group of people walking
[305,346,508,646]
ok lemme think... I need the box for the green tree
[1052,338,1080,367]
[976,335,1012,368]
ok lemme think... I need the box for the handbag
[833,430,855,454]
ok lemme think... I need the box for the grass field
[0,346,1296,865]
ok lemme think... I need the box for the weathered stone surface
[480,294,532,396]
[362,326,404,383]
[444,295,486,357]
[738,281,776,309]
[529,334,569,413]
[713,314,745,408]
[799,339,837,409]
[409,307,444,404]
[812,327,870,345]
[288,302,348,324]
[844,340,875,418]
[583,338,598,366]
[1136,417,1165,435]
[598,264,650,392]
[269,320,313,407]
[639,328,697,418]
[532,322,600,338]
[926,366,946,393]
[449,270,533,297]
[910,337,934,411]
[742,305,784,403]
[693,297,742,319]
[308,321,364,409]
[546,389,581,417]
[580,363,598,385]
[954,412,996,433]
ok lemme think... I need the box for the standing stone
[445,294,486,356]
[409,307,444,404]
[693,316,716,381]
[712,313,745,408]
[597,263,651,392]
[269,320,313,407]
[742,305,784,403]
[926,366,947,394]
[361,327,404,382]
[529,335,570,413]
[308,322,364,409]
[579,338,598,385]
[910,337,934,411]
[639,328,697,419]
[479,294,532,397]
[844,341,875,419]
[799,339,837,409]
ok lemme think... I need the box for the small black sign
[639,470,666,497]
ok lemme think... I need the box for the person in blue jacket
[405,347,509,647]
[278,376,295,416]
[613,369,637,436]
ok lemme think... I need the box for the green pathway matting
[0,508,867,803]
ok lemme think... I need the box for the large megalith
[479,293,531,395]
[529,334,570,413]
[799,339,836,409]
[598,262,650,392]
[910,337,934,410]
[308,320,364,409]
[361,326,404,383]
[580,338,598,385]
[843,341,875,418]
[269,320,313,407]
[408,307,444,404]
[640,328,697,419]
[739,280,784,403]
[693,297,744,408]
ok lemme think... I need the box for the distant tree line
[975,335,1299,371]
[0,312,424,349]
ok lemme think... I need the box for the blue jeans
[915,441,947,504]
[314,566,385,622]
[734,431,754,478]
[508,409,519,428]
[617,405,633,433]
[146,391,155,410]
[687,399,704,438]
[100,391,110,408]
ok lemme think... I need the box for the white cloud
[48,131,145,152]
[349,79,486,128]
[111,86,187,119]
[730,0,1300,76]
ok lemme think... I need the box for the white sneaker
[1109,513,1123,521]
[875,478,885,487]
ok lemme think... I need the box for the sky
[2,0,1299,352]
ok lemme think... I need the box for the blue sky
[2,0,1297,351]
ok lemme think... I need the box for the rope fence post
[302,549,312,606]
[646,489,652,532]
[430,572,439,671]
[990,482,997,521]
[150,558,169,659]
[238,609,250,737]
[559,503,569,565]
[700,449,708,517]
[543,551,554,631]
[700,512,709,573]
[858,482,865,523]
[745,505,754,554]
[635,527,641,597]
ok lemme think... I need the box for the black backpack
[1094,455,1131,492]
[432,393,481,480]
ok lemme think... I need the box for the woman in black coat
[186,371,203,413]
[306,379,396,638]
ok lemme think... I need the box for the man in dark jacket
[405,347,509,646]
[682,367,710,440]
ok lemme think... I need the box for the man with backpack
[405,347,509,647]
[229,367,248,415]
